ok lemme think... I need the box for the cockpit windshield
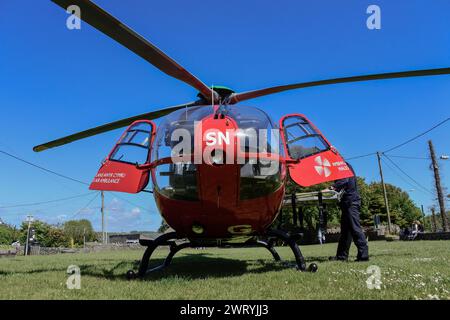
[151,106,213,201]
[228,106,283,200]
[151,105,283,201]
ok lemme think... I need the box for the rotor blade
[52,0,216,101]
[229,67,450,104]
[33,101,200,152]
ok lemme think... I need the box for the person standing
[329,162,369,261]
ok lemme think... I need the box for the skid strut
[257,239,281,262]
[127,230,317,279]
[266,229,317,272]
[127,231,188,279]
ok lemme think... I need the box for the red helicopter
[35,0,450,278]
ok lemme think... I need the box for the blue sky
[0,0,449,231]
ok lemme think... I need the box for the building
[108,232,161,244]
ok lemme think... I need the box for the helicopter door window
[89,120,156,194]
[110,124,153,165]
[110,144,149,165]
[280,114,353,187]
[282,116,329,160]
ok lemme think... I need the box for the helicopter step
[126,229,318,279]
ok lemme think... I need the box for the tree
[366,182,421,228]
[279,176,422,231]
[424,210,450,232]
[19,220,69,247]
[0,224,16,245]
[63,219,97,245]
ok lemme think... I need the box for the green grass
[0,241,449,300]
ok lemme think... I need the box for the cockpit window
[228,106,283,200]
[151,105,284,201]
[239,160,283,200]
[154,163,198,201]
[109,122,152,165]
[282,116,329,160]
[151,106,213,201]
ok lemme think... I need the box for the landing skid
[126,229,318,279]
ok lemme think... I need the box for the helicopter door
[280,114,354,187]
[90,120,155,193]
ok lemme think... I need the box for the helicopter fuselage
[90,104,353,241]
[151,105,286,239]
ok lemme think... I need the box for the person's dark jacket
[332,163,361,206]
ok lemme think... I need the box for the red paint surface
[90,109,351,239]
[155,184,285,238]
[90,160,150,193]
[90,120,155,193]
[279,113,353,187]
[152,112,285,238]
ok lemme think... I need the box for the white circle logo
[314,156,331,177]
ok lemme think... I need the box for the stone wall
[18,243,146,255]
[415,232,450,241]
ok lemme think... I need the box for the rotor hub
[197,85,235,102]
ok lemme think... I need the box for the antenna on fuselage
[211,83,214,108]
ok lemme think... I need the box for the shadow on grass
[0,250,326,280]
[303,250,415,264]
[78,252,299,281]
[0,267,70,276]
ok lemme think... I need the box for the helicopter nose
[195,115,240,210]
[194,113,238,166]
[207,149,226,166]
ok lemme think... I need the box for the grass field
[0,240,449,300]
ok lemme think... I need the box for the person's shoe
[355,257,369,262]
[329,256,348,262]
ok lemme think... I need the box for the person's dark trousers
[336,202,369,260]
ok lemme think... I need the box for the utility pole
[83,227,86,250]
[105,201,108,245]
[431,207,437,232]
[377,152,392,233]
[421,205,426,231]
[101,191,105,244]
[24,215,33,256]
[428,140,449,232]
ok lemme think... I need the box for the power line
[69,192,100,219]
[0,149,154,211]
[383,117,450,154]
[381,157,428,194]
[383,154,434,196]
[388,155,429,160]
[0,192,94,209]
[110,192,156,214]
[345,117,449,161]
[346,152,377,161]
[0,149,89,186]
[0,193,100,224]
